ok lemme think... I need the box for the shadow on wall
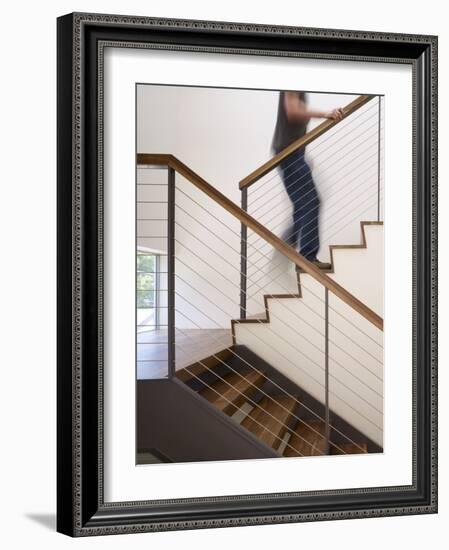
[25,513,56,531]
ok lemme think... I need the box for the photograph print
[56,14,438,536]
[135,84,384,465]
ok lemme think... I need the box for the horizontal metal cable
[174,309,366,452]
[137,165,168,170]
[135,306,167,310]
[137,200,168,204]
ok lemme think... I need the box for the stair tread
[241,395,297,450]
[200,370,265,415]
[284,420,327,457]
[176,348,232,383]
[330,442,368,455]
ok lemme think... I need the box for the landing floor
[137,328,232,379]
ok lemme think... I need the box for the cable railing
[136,153,383,456]
[239,95,384,321]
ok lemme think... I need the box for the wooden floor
[137,328,232,379]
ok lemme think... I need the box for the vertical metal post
[377,95,381,222]
[324,287,330,454]
[240,188,248,320]
[167,167,176,379]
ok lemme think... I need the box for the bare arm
[283,91,344,123]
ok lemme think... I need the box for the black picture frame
[57,12,438,536]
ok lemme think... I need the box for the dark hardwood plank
[241,395,297,449]
[284,420,327,457]
[200,370,265,415]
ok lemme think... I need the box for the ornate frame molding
[57,12,437,536]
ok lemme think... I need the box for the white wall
[137,84,276,204]
[1,1,446,550]
[137,84,276,328]
[329,224,384,316]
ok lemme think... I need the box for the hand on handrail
[325,108,344,121]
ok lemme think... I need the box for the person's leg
[279,151,303,248]
[295,153,320,261]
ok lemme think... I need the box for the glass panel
[137,254,155,273]
[137,289,155,308]
[137,253,160,338]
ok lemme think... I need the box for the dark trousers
[279,149,320,261]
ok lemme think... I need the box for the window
[137,253,159,331]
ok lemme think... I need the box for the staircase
[136,93,384,462]
[234,221,384,447]
[171,221,383,457]
[175,344,375,457]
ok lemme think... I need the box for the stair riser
[329,224,384,317]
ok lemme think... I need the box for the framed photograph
[57,12,437,536]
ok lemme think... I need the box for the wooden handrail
[239,94,374,189]
[137,153,383,331]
